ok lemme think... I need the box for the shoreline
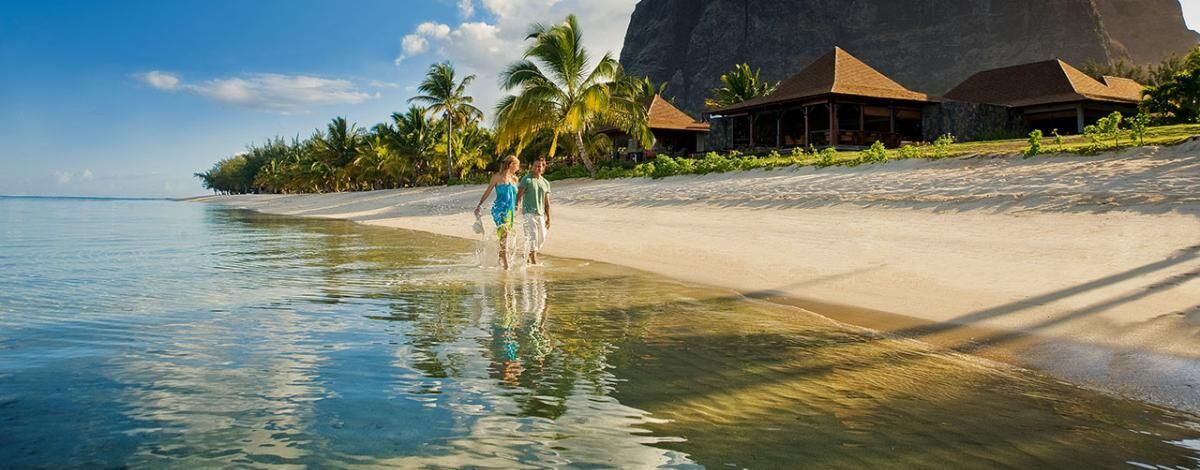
[196,146,1200,414]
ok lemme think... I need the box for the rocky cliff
[619,0,1199,115]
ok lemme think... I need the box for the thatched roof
[714,47,930,115]
[944,60,1145,107]
[646,95,710,132]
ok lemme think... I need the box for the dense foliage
[495,14,651,178]
[1086,46,1200,124]
[195,108,500,194]
[704,63,777,110]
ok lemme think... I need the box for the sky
[0,0,1197,198]
[0,0,638,198]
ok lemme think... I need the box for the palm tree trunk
[548,130,560,159]
[446,113,454,183]
[574,131,596,177]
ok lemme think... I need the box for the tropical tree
[495,14,648,177]
[307,116,362,190]
[410,62,483,183]
[1144,69,1200,123]
[704,63,777,110]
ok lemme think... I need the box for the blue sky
[0,1,1196,197]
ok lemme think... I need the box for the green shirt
[519,174,550,215]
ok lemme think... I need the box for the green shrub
[697,152,737,173]
[650,155,681,178]
[1082,124,1104,154]
[862,140,888,164]
[1128,113,1150,146]
[677,157,696,174]
[932,134,955,158]
[1100,111,1123,146]
[816,147,838,167]
[790,146,805,158]
[1025,129,1043,158]
[896,144,921,160]
[1052,129,1064,152]
[544,165,589,181]
[633,162,654,178]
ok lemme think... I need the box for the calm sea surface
[1,196,1198,469]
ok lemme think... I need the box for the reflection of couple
[494,273,550,385]
[474,156,551,270]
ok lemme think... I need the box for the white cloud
[139,70,181,90]
[393,0,638,121]
[53,170,72,185]
[416,22,452,39]
[137,71,377,112]
[81,169,94,181]
[458,0,475,19]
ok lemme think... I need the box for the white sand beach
[199,143,1200,413]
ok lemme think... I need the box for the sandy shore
[197,143,1200,413]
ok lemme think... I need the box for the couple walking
[474,156,551,270]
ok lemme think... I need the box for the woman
[474,155,521,269]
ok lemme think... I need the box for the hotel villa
[623,47,1147,156]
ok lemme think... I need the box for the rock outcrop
[619,0,1199,115]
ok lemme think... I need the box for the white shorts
[522,214,547,252]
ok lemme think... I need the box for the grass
[543,124,1200,181]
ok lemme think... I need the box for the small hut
[708,47,931,150]
[600,95,710,161]
[943,60,1145,134]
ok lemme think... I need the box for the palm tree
[495,14,647,177]
[312,117,364,191]
[410,62,483,183]
[705,63,777,110]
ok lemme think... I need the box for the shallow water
[1,196,1198,469]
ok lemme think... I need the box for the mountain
[619,0,1199,114]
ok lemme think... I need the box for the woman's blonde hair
[501,155,520,173]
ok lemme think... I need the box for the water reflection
[1,200,1198,469]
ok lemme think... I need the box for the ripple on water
[0,199,1198,469]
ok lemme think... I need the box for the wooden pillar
[748,115,755,147]
[889,106,896,133]
[1076,104,1086,134]
[803,107,810,146]
[829,102,837,146]
[775,112,782,148]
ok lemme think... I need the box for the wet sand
[197,142,1200,414]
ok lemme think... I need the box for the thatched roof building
[710,47,930,149]
[944,60,1144,133]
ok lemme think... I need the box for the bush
[1052,129,1065,152]
[1024,129,1043,158]
[544,165,589,181]
[896,144,921,160]
[1100,111,1123,146]
[790,146,805,159]
[650,155,681,178]
[1128,113,1150,146]
[815,147,838,167]
[1083,124,1104,154]
[932,134,955,158]
[697,152,737,174]
[861,140,888,164]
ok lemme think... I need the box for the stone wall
[923,101,1025,142]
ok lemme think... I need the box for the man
[515,157,551,265]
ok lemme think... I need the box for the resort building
[942,60,1145,134]
[705,49,1148,151]
[601,94,710,160]
[708,47,931,150]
